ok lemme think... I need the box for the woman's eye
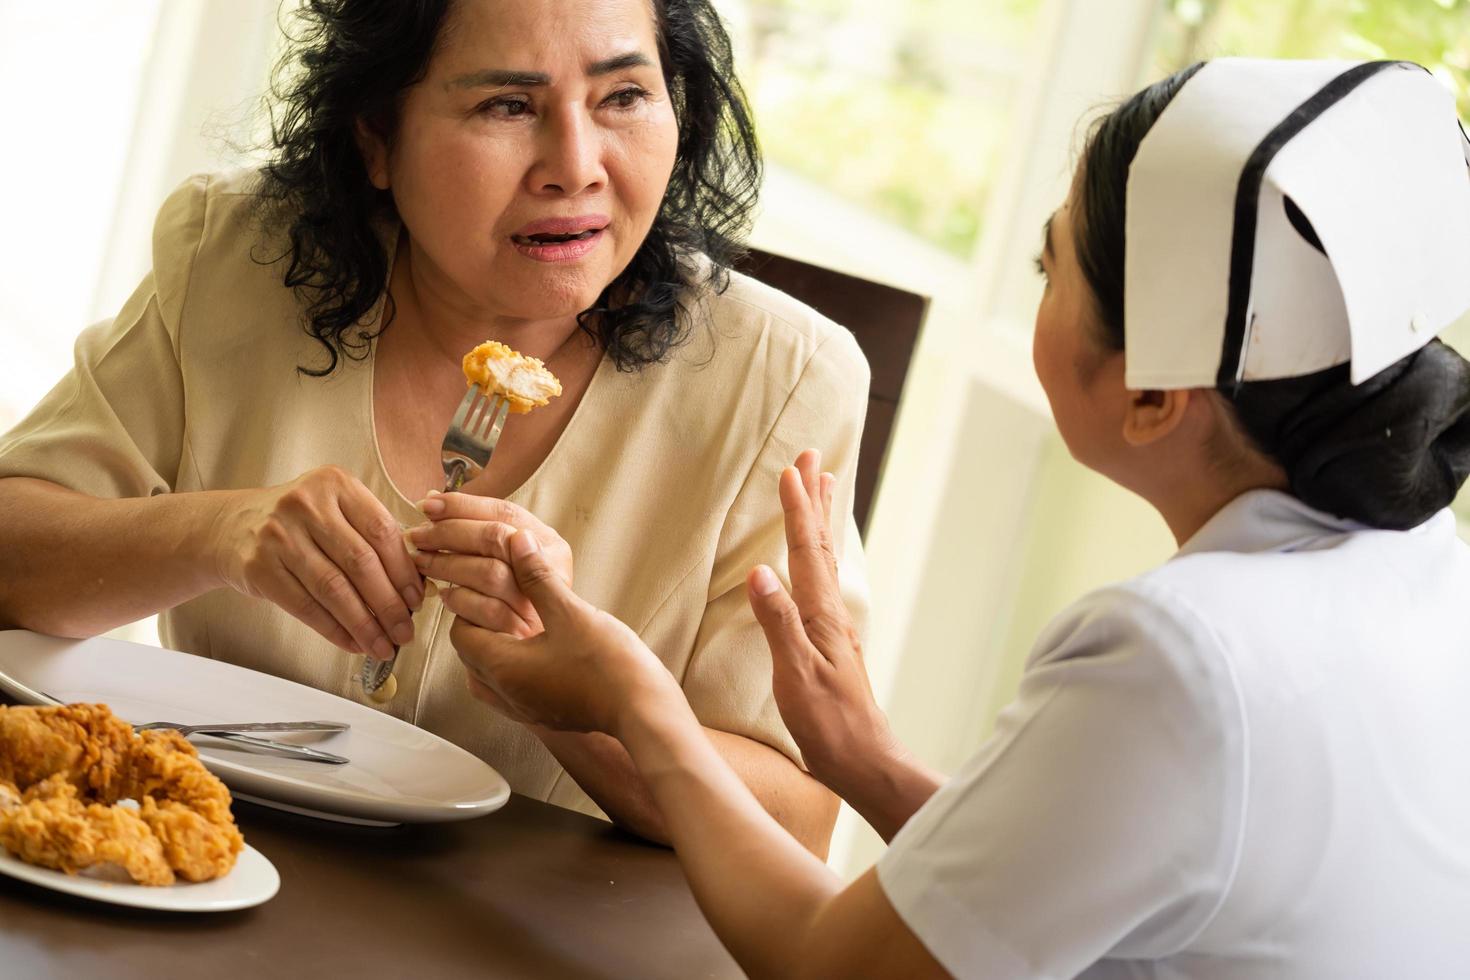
[480,97,532,118]
[603,87,649,109]
[1033,253,1049,280]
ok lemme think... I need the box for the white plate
[0,843,279,912]
[0,631,511,825]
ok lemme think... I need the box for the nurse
[435,60,1470,977]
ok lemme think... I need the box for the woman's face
[365,0,679,322]
[1031,192,1130,475]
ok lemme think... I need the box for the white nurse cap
[1123,59,1470,390]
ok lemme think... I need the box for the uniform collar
[1175,489,1437,558]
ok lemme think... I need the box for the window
[0,1,163,434]
[1153,0,1470,116]
[714,0,1044,291]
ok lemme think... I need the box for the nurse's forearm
[533,724,839,857]
[0,478,231,637]
[826,746,946,844]
[613,692,946,980]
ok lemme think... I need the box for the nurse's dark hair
[1073,62,1470,530]
[252,0,759,376]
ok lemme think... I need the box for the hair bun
[1273,340,1470,530]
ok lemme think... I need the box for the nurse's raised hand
[744,450,899,798]
[208,465,423,660]
[448,530,676,734]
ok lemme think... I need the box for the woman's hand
[448,530,677,734]
[406,493,573,638]
[208,465,423,659]
[744,450,904,798]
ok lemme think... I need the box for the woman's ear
[355,118,391,190]
[1121,387,1191,447]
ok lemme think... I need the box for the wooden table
[0,794,744,979]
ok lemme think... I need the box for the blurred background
[3,0,1468,876]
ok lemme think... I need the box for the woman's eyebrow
[448,52,652,91]
[587,51,652,76]
[1042,213,1056,260]
[449,69,550,89]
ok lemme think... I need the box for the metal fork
[361,385,511,697]
[441,386,512,492]
[131,721,351,765]
[133,720,348,737]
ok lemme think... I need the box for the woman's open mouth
[512,230,599,246]
[510,216,609,263]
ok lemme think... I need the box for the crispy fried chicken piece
[0,703,133,795]
[461,340,563,414]
[0,775,174,885]
[0,706,243,885]
[120,730,243,882]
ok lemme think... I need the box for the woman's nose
[529,108,607,197]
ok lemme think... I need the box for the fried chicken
[123,730,243,882]
[461,340,563,414]
[0,775,174,886]
[0,705,244,886]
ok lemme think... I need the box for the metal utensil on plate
[179,731,350,765]
[17,683,351,765]
[361,385,511,698]
[133,720,349,736]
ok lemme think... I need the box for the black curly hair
[253,0,760,377]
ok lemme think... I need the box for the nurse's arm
[619,684,949,980]
[451,537,949,979]
[526,723,840,857]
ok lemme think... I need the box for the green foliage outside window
[739,0,1042,258]
[1154,0,1470,116]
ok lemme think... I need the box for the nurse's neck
[1116,391,1289,547]
[1150,471,1287,547]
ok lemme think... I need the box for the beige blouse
[0,170,871,818]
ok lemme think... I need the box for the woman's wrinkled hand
[406,493,573,637]
[744,450,900,796]
[448,530,676,734]
[209,465,423,659]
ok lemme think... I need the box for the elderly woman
[444,60,1470,977]
[0,0,868,852]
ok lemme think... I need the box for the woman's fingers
[268,558,361,653]
[441,583,537,637]
[306,506,416,650]
[418,492,545,535]
[409,518,518,562]
[412,550,538,624]
[339,485,425,613]
[286,539,397,659]
[410,501,574,588]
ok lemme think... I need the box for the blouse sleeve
[677,326,872,765]
[874,581,1248,978]
[0,174,208,497]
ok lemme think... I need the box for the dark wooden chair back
[736,248,928,535]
